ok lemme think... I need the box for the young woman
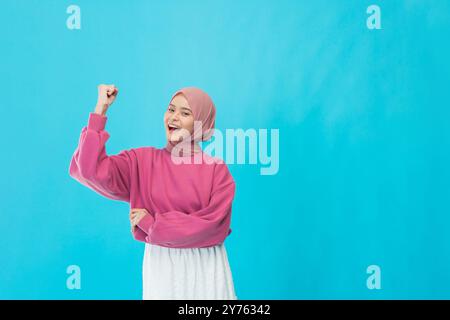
[69,84,238,300]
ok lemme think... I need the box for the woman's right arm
[68,84,132,202]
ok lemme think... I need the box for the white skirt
[142,242,238,300]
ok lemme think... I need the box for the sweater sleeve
[136,163,235,248]
[132,226,148,242]
[68,112,132,202]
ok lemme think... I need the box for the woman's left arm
[132,226,149,242]
[136,163,235,248]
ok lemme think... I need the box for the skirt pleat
[142,242,238,300]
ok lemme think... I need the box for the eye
[182,112,190,116]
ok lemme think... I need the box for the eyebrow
[169,103,192,112]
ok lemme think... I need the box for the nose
[169,111,180,123]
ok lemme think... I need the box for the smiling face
[164,93,195,143]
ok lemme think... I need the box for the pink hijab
[165,87,216,157]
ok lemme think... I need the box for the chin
[168,134,180,143]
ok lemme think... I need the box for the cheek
[186,119,194,133]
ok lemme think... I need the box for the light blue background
[1,0,450,299]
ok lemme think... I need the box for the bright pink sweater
[69,112,235,248]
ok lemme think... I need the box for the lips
[168,124,180,132]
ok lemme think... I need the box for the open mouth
[168,124,180,133]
